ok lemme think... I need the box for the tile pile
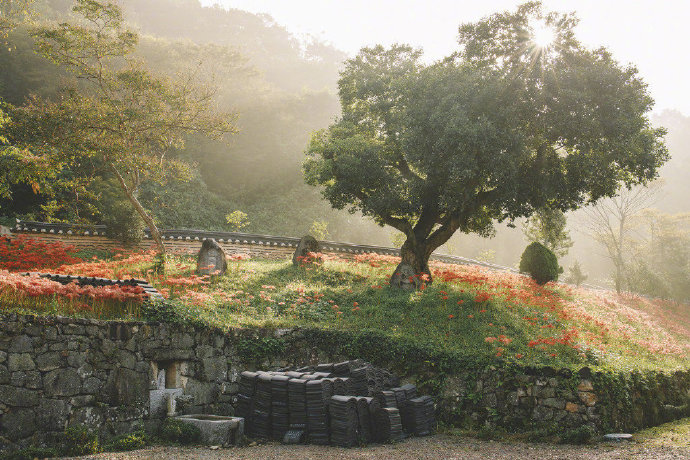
[236,360,436,447]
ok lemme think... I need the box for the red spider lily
[0,236,82,271]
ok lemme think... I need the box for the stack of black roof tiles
[271,375,290,440]
[237,371,257,434]
[406,396,436,436]
[329,395,359,447]
[253,373,273,438]
[306,379,330,444]
[287,377,307,429]
[235,360,435,447]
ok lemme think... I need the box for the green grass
[155,255,690,372]
[633,417,690,447]
[4,252,690,372]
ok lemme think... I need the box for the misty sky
[201,0,690,116]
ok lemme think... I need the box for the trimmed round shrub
[519,242,560,285]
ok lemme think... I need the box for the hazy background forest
[1,0,689,295]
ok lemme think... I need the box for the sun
[530,20,556,48]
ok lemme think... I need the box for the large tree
[304,2,667,287]
[8,0,235,264]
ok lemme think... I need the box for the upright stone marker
[292,235,320,266]
[389,263,421,291]
[197,238,228,275]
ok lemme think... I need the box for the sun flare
[530,21,555,48]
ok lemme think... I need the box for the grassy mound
[2,248,689,372]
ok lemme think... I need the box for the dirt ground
[70,431,690,460]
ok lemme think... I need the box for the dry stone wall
[2,313,689,451]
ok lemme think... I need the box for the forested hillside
[0,0,385,241]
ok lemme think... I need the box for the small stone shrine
[389,263,422,291]
[292,235,320,266]
[236,359,436,447]
[196,238,228,275]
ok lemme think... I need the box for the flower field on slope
[1,237,689,371]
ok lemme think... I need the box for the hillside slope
[4,246,688,372]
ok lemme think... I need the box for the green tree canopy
[7,0,236,262]
[304,1,668,286]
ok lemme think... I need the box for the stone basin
[174,414,244,446]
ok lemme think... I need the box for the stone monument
[196,238,228,275]
[292,235,321,266]
[389,263,422,291]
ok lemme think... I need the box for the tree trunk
[400,239,432,278]
[111,165,166,273]
[390,238,433,290]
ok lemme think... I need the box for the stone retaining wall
[1,313,688,451]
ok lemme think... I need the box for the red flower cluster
[0,271,145,306]
[0,236,82,271]
[56,252,154,279]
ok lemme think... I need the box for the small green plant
[159,418,201,445]
[526,424,560,443]
[519,242,561,285]
[309,219,330,240]
[103,429,148,451]
[236,336,285,363]
[226,210,250,232]
[476,249,496,263]
[102,200,145,246]
[564,260,588,286]
[142,299,180,323]
[476,425,502,440]
[60,425,99,456]
[559,425,595,444]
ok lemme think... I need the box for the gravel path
[71,434,690,460]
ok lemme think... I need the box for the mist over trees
[0,0,362,240]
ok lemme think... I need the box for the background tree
[304,2,668,286]
[523,207,573,257]
[0,0,350,238]
[309,219,330,240]
[564,260,588,287]
[0,0,34,39]
[225,210,249,232]
[9,0,235,263]
[628,210,690,301]
[583,184,660,292]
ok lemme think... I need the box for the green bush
[559,425,595,444]
[103,429,148,452]
[519,242,560,285]
[159,418,201,445]
[237,336,285,363]
[60,425,99,456]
